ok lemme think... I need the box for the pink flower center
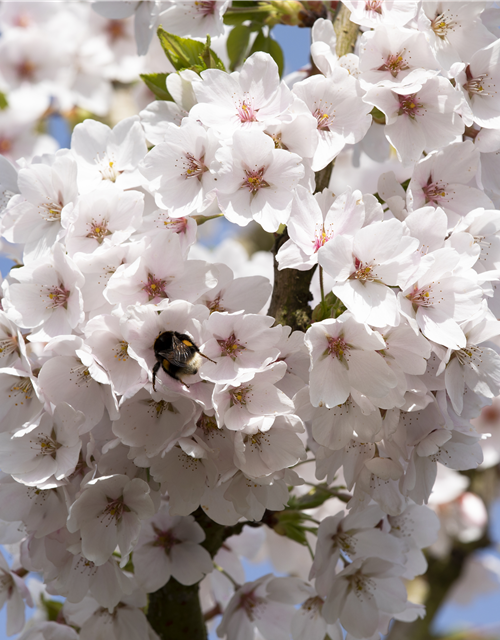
[159,215,189,235]
[238,589,265,621]
[194,0,217,17]
[326,335,350,362]
[313,108,335,131]
[183,153,207,180]
[377,51,410,78]
[113,341,129,363]
[312,224,334,252]
[40,198,63,222]
[197,412,218,433]
[351,257,375,282]
[206,292,226,313]
[38,435,59,457]
[463,65,492,98]
[365,0,383,14]
[16,59,36,80]
[105,19,127,42]
[0,334,19,359]
[9,377,33,401]
[0,137,12,155]
[397,94,423,119]
[431,11,457,39]
[142,273,168,301]
[101,495,127,524]
[313,232,327,252]
[86,219,111,244]
[14,12,32,28]
[47,284,70,309]
[237,100,258,123]
[230,384,251,406]
[241,167,270,194]
[98,157,120,182]
[480,404,500,424]
[152,525,180,554]
[422,177,447,204]
[407,284,434,308]
[217,332,245,358]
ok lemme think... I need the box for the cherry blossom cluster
[0,1,499,639]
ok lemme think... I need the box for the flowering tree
[0,1,499,640]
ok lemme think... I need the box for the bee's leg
[173,373,190,390]
[152,362,161,391]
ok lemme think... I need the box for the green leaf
[0,92,8,110]
[157,29,225,73]
[227,24,251,71]
[139,73,174,101]
[158,28,206,70]
[249,31,284,77]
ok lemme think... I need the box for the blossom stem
[291,457,316,468]
[214,563,241,589]
[319,265,325,305]
[192,213,224,225]
[305,538,315,560]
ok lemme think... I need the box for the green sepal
[157,28,225,73]
[288,484,336,511]
[249,30,284,77]
[370,106,386,124]
[0,92,8,110]
[40,594,64,622]
[311,292,347,323]
[140,73,174,101]
[200,35,226,71]
[273,510,316,545]
[227,24,252,71]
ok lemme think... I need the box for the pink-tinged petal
[80,516,118,566]
[417,308,466,349]
[347,351,397,398]
[385,115,427,165]
[444,357,466,414]
[318,235,354,282]
[310,356,350,408]
[171,542,213,585]
[333,280,399,327]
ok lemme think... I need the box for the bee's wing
[164,334,192,366]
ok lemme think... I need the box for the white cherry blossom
[215,130,305,232]
[305,314,398,408]
[66,474,155,566]
[364,77,465,165]
[133,505,213,591]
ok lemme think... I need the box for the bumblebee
[152,331,216,391]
